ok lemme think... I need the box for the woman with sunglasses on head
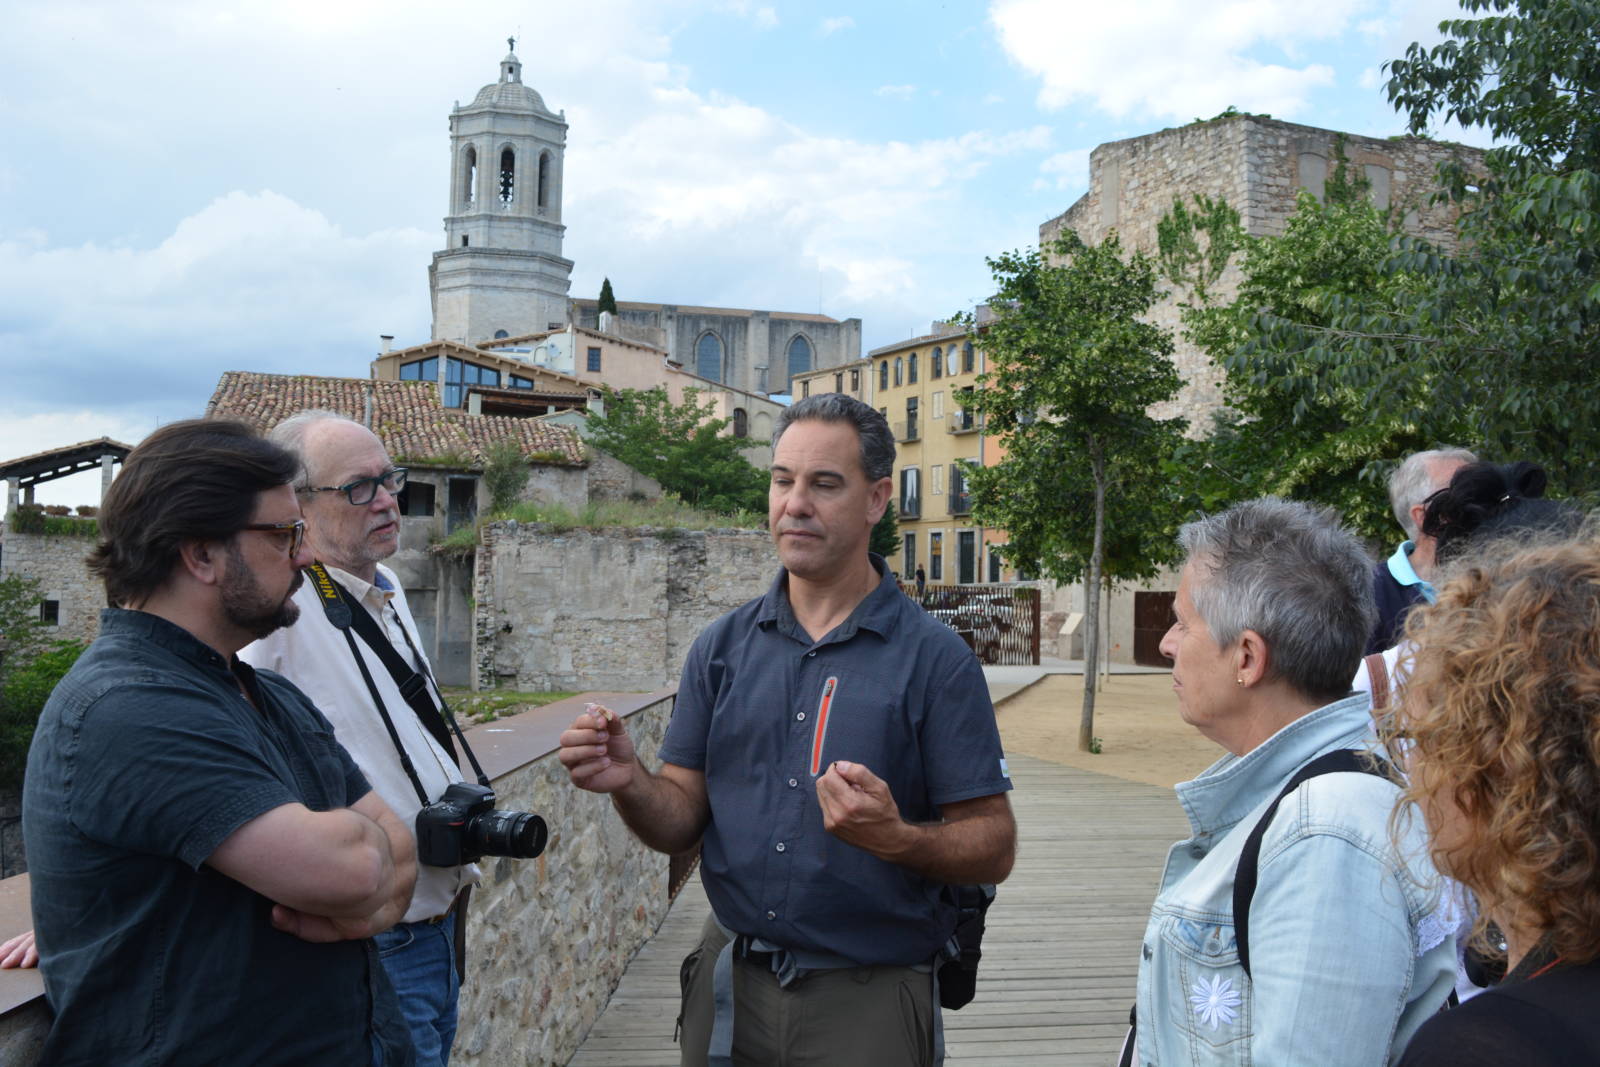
[1394,528,1600,1065]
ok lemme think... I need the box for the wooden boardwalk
[569,754,1186,1066]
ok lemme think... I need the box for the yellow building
[792,323,1020,586]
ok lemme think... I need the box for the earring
[1236,677,1244,685]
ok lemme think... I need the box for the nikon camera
[415,782,548,867]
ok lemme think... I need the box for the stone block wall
[1038,114,1485,431]
[0,530,100,647]
[474,525,775,692]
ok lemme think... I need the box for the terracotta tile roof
[206,372,587,467]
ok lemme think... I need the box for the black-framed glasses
[301,467,408,506]
[241,519,307,557]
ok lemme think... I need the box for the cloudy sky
[3,0,1484,504]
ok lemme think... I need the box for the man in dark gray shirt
[559,394,1015,1066]
[23,419,417,1065]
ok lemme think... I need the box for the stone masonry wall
[474,525,775,692]
[453,695,674,1066]
[1038,114,1485,431]
[0,529,101,647]
[0,693,679,1067]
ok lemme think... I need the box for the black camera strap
[307,562,492,790]
[307,562,431,808]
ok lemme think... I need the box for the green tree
[963,231,1186,751]
[482,438,532,514]
[597,277,618,316]
[0,574,83,790]
[870,500,899,559]
[587,387,768,515]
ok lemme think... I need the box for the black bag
[938,883,996,1010]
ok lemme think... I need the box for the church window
[462,236,469,247]
[462,146,477,206]
[786,335,813,383]
[493,329,509,339]
[908,352,918,384]
[538,151,552,211]
[733,408,748,437]
[931,346,943,379]
[696,332,724,382]
[499,147,516,205]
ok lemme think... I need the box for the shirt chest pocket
[793,664,909,783]
[1158,915,1252,1064]
[287,726,352,810]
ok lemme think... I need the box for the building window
[461,235,469,247]
[900,467,920,518]
[787,335,814,384]
[39,599,59,625]
[801,379,811,398]
[538,150,552,211]
[905,396,918,440]
[963,341,975,374]
[587,346,602,372]
[696,332,724,382]
[931,346,943,380]
[461,145,477,206]
[931,464,944,495]
[893,358,903,387]
[733,408,749,437]
[958,531,977,584]
[930,532,943,581]
[834,372,844,393]
[902,533,917,578]
[931,390,944,419]
[988,547,1004,583]
[879,360,889,392]
[400,356,438,384]
[493,329,509,339]
[444,356,501,408]
[948,347,960,377]
[510,375,534,389]
[399,481,436,518]
[908,352,918,384]
[850,368,860,391]
[950,464,971,514]
[499,147,516,205]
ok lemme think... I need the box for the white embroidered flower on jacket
[1189,974,1242,1030]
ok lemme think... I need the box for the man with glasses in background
[241,410,478,1067]
[22,418,417,1064]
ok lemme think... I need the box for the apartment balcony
[948,491,972,516]
[894,419,920,443]
[947,411,982,435]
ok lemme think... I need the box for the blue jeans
[375,918,460,1067]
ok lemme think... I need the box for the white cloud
[820,15,855,35]
[1033,148,1091,192]
[876,84,917,100]
[989,0,1366,120]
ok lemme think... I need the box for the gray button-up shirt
[660,555,1011,966]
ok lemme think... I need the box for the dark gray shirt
[659,556,1011,966]
[23,609,413,1066]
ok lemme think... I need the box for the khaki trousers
[677,916,935,1067]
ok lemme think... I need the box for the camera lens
[466,809,548,859]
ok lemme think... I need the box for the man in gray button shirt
[559,394,1016,1066]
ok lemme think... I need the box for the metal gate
[901,583,1041,665]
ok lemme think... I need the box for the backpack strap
[1365,652,1391,713]
[1232,749,1393,979]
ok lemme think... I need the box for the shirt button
[807,650,817,657]
[788,778,798,788]
[796,712,806,721]
[1142,943,1152,961]
[775,842,786,852]
[766,911,776,921]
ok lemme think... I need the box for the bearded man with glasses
[21,418,417,1065]
[238,410,480,1067]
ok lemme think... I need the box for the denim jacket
[1133,694,1454,1066]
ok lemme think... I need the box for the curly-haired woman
[1396,533,1600,1065]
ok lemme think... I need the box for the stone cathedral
[428,44,861,396]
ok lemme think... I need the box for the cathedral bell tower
[429,41,574,344]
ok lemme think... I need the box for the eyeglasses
[241,519,307,557]
[301,467,408,506]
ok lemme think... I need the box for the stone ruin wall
[1039,115,1486,432]
[474,524,775,693]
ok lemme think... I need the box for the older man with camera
[240,410,543,1067]
[22,419,417,1064]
